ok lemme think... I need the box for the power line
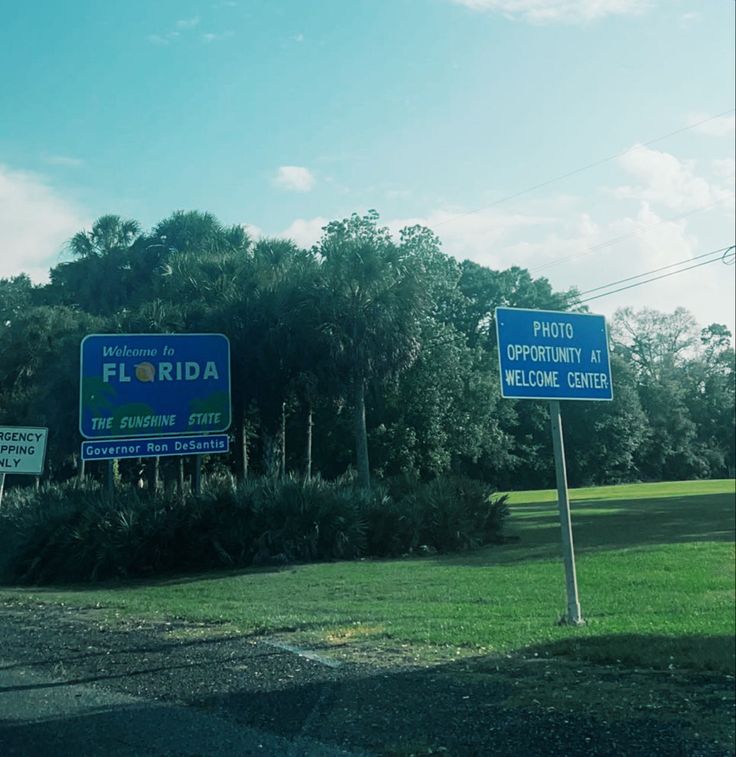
[576,245,734,296]
[576,245,735,304]
[427,108,735,231]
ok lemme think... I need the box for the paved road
[0,662,360,756]
[0,603,366,756]
[1,602,733,756]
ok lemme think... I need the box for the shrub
[363,475,509,556]
[0,474,509,584]
[416,476,509,552]
[249,477,366,563]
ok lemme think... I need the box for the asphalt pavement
[0,601,732,756]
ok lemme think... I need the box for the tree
[611,307,733,480]
[48,215,142,315]
[0,275,35,326]
[453,262,577,351]
[6,206,730,490]
[561,354,648,485]
[151,210,249,255]
[68,215,141,259]
[683,324,736,477]
[448,262,580,487]
[371,319,509,479]
[313,211,429,487]
[0,305,103,477]
[611,306,699,382]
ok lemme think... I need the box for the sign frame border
[494,306,614,402]
[79,332,232,440]
[0,425,49,476]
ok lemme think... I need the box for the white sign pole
[549,400,583,625]
[106,459,115,499]
[495,308,610,628]
[193,455,202,494]
[0,472,5,507]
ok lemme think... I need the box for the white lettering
[532,320,574,339]
[203,361,219,380]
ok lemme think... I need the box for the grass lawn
[1,479,734,675]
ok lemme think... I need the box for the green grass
[1,479,734,674]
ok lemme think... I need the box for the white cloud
[448,0,651,24]
[148,16,203,45]
[388,207,554,267]
[273,198,734,331]
[688,112,736,138]
[0,165,88,282]
[278,217,328,248]
[273,166,316,192]
[42,155,84,167]
[609,203,697,269]
[147,33,175,46]
[269,129,733,328]
[406,201,732,328]
[202,31,234,43]
[176,16,200,30]
[712,157,736,182]
[569,206,732,330]
[613,144,732,212]
[147,30,182,45]
[241,222,263,241]
[499,203,699,295]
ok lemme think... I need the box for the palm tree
[69,215,141,258]
[314,211,427,488]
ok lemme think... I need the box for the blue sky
[1,0,734,329]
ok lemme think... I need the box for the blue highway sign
[495,307,613,401]
[81,434,230,461]
[80,334,231,439]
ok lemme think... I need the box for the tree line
[1,210,733,491]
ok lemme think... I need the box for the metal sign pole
[106,459,114,499]
[495,308,609,629]
[0,472,5,507]
[193,455,202,494]
[548,400,584,626]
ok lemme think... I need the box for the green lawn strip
[0,480,733,676]
[1,542,732,672]
[1,479,732,752]
[504,478,735,506]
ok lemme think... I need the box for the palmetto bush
[250,477,367,563]
[411,476,509,552]
[0,482,195,582]
[0,474,508,584]
[371,475,509,555]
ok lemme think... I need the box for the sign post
[193,456,202,495]
[549,400,582,625]
[0,426,49,506]
[496,307,613,625]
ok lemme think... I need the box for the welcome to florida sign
[80,334,231,439]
